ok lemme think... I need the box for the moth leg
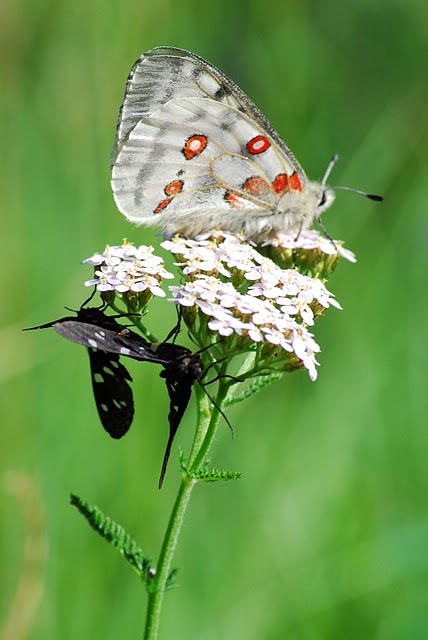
[163,305,183,344]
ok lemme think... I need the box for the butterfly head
[309,182,337,222]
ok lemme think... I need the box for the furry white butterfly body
[111,47,335,240]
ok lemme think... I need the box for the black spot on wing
[87,349,134,438]
[214,84,231,100]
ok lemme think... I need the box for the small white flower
[245,260,279,283]
[308,278,342,309]
[208,315,245,336]
[263,229,356,263]
[160,237,189,254]
[82,253,106,266]
[84,274,115,291]
[195,299,224,316]
[261,325,293,351]
[251,308,276,326]
[83,241,173,296]
[242,323,265,342]
[235,294,268,316]
[170,287,200,307]
[161,231,345,380]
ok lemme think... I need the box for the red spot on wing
[289,172,302,192]
[154,197,173,214]
[247,135,271,155]
[225,191,245,209]
[183,135,208,160]
[272,173,289,194]
[165,180,184,196]
[243,176,270,195]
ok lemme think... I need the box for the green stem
[188,384,211,465]
[143,380,227,638]
[190,380,230,471]
[109,300,158,343]
[144,477,196,640]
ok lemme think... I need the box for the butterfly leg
[316,216,338,252]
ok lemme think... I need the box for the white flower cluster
[83,242,174,296]
[263,229,356,263]
[162,233,342,381]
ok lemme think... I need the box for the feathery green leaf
[224,371,283,407]
[70,493,153,583]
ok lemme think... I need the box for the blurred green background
[2,0,428,638]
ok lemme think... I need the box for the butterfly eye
[318,190,327,207]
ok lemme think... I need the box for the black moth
[26,307,204,488]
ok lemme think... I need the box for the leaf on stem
[70,493,154,585]
[223,371,283,407]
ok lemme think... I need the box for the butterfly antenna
[321,154,383,201]
[321,154,339,187]
[331,185,384,201]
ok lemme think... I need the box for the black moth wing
[26,307,155,439]
[87,347,134,439]
[26,306,207,487]
[26,305,166,366]
[154,343,204,488]
[51,308,162,362]
[48,309,172,439]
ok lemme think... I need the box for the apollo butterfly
[111,47,382,240]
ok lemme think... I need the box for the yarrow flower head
[82,230,351,382]
[260,229,356,278]
[161,230,348,381]
[82,241,174,312]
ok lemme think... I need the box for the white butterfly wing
[111,47,314,237]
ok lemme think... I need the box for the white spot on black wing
[103,366,115,376]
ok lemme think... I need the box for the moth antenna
[80,287,98,308]
[321,153,339,187]
[331,185,384,201]
[63,289,104,315]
